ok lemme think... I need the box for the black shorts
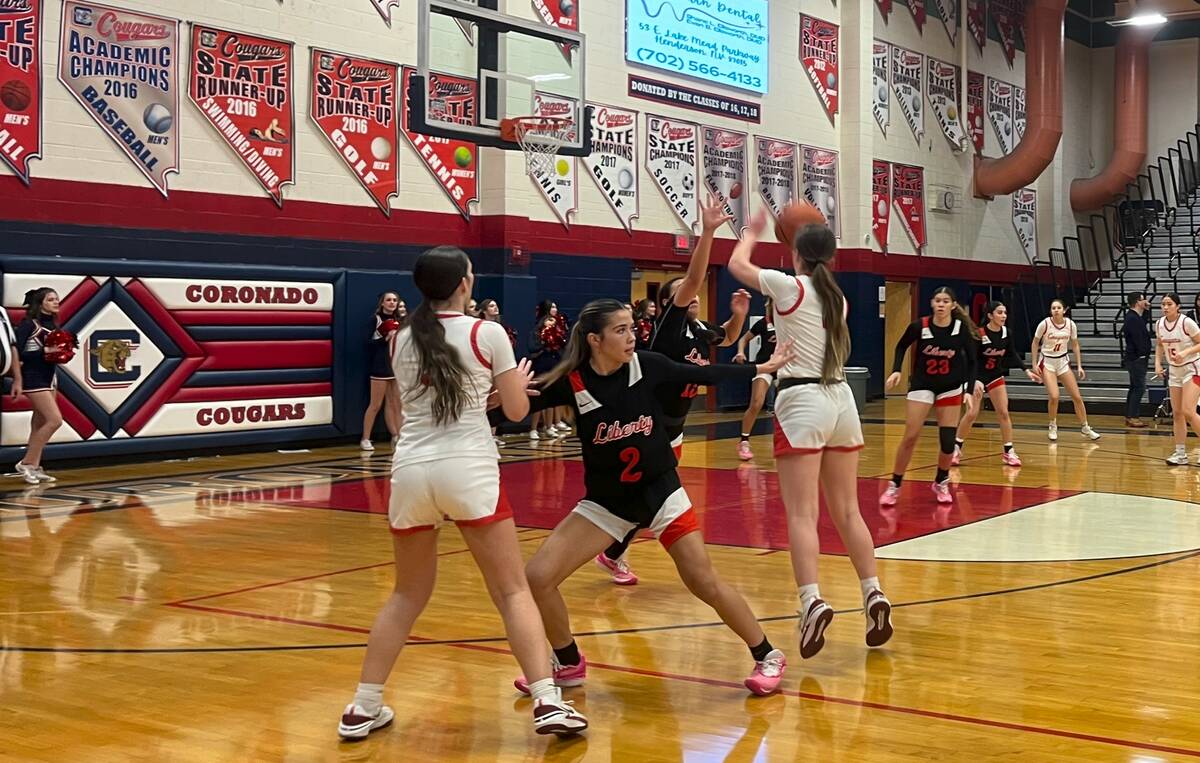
[22,363,56,393]
[369,345,394,380]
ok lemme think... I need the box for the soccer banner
[702,127,748,237]
[531,92,579,228]
[1013,188,1037,263]
[755,136,797,225]
[927,57,966,150]
[189,26,294,207]
[872,40,889,137]
[992,0,1021,67]
[801,145,840,239]
[872,159,891,252]
[1013,84,1026,141]
[401,66,479,220]
[892,163,926,251]
[967,70,985,154]
[903,0,926,33]
[646,114,698,231]
[583,103,638,233]
[59,1,179,196]
[967,0,986,52]
[987,77,1015,155]
[312,50,399,217]
[875,0,891,22]
[800,15,838,125]
[933,0,958,46]
[891,45,923,144]
[531,0,577,60]
[0,0,40,184]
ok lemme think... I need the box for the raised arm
[674,195,733,307]
[727,209,769,291]
[717,290,751,347]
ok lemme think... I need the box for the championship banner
[189,26,294,207]
[312,50,399,217]
[801,145,840,238]
[987,77,1015,155]
[891,46,923,144]
[967,0,986,52]
[702,127,748,237]
[370,0,474,41]
[800,15,838,125]
[0,0,40,184]
[967,70,985,154]
[531,92,578,228]
[933,0,958,46]
[646,114,698,231]
[1012,188,1037,263]
[872,40,889,137]
[59,1,179,196]
[1013,84,1026,141]
[927,58,966,150]
[755,136,797,224]
[583,103,638,233]
[903,0,926,33]
[532,0,577,60]
[872,159,891,252]
[892,163,926,251]
[875,0,891,22]
[992,0,1021,67]
[401,66,479,220]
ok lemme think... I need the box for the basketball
[730,182,743,199]
[1,79,31,112]
[774,201,826,246]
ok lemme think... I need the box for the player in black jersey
[882,287,979,506]
[953,301,1041,467]
[502,299,793,696]
[733,300,775,460]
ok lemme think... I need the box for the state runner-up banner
[313,50,400,217]
[872,159,891,252]
[799,14,838,125]
[987,77,1015,155]
[892,163,926,251]
[801,144,840,239]
[59,1,179,196]
[702,127,748,237]
[967,0,986,52]
[0,0,42,184]
[531,92,579,228]
[891,45,924,144]
[872,40,889,137]
[189,25,295,207]
[967,70,985,154]
[927,57,966,150]
[583,103,639,233]
[1012,188,1037,263]
[401,66,479,220]
[755,136,797,224]
[646,114,698,231]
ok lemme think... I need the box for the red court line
[167,602,371,635]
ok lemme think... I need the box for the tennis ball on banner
[618,168,634,189]
[947,104,958,121]
[556,158,570,177]
[143,103,173,134]
[371,136,393,161]
[454,146,473,167]
[560,0,576,17]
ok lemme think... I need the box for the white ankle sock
[1177,444,1187,454]
[798,583,820,613]
[527,677,557,703]
[353,682,385,715]
[859,576,880,603]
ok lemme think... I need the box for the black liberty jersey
[893,316,978,390]
[977,324,1026,382]
[650,302,727,425]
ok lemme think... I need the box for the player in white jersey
[728,211,892,660]
[337,247,586,741]
[1153,293,1200,464]
[1030,299,1100,441]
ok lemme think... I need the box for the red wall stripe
[173,310,332,326]
[122,356,206,435]
[169,382,332,404]
[198,340,332,370]
[124,280,204,356]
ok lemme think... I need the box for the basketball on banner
[0,0,41,184]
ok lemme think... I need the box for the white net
[512,117,571,176]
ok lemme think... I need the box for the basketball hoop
[501,116,572,176]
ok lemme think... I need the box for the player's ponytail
[794,224,850,383]
[932,286,980,341]
[540,299,629,387]
[406,246,473,425]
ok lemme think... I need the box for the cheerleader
[478,299,517,348]
[1154,293,1200,465]
[528,310,568,439]
[360,292,406,451]
[953,301,1041,466]
[732,298,775,460]
[14,288,64,484]
[633,299,657,350]
[1030,299,1101,441]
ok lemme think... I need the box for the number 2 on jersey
[619,447,643,483]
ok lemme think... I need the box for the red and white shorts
[984,377,1006,392]
[389,457,511,534]
[669,433,683,460]
[906,385,964,407]
[773,381,865,456]
[572,487,698,550]
[1039,354,1071,378]
[1167,362,1200,388]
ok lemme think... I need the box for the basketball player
[882,287,980,506]
[953,300,1041,467]
[360,292,405,451]
[732,298,775,460]
[1030,299,1101,441]
[501,299,792,695]
[1153,293,1200,465]
[728,212,893,659]
[338,247,586,740]
[14,288,64,485]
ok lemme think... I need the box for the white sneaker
[798,598,834,659]
[864,589,894,647]
[337,703,394,740]
[359,439,374,451]
[32,466,55,483]
[1048,422,1058,441]
[879,483,901,507]
[529,429,540,441]
[1081,424,1100,441]
[532,688,588,736]
[552,422,570,434]
[14,463,39,485]
[1167,451,1189,465]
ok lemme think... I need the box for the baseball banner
[532,0,577,60]
[927,57,966,150]
[646,114,698,231]
[801,145,840,239]
[583,103,638,233]
[891,45,924,144]
[189,26,294,207]
[1012,188,1037,263]
[933,0,958,46]
[755,136,797,224]
[0,0,40,184]
[800,15,838,125]
[531,92,578,228]
[875,0,891,22]
[967,0,986,52]
[967,70,985,154]
[992,0,1021,67]
[903,0,926,33]
[702,127,748,237]
[401,66,479,220]
[312,50,399,217]
[872,40,889,137]
[1013,84,1026,141]
[872,159,891,252]
[892,163,926,251]
[59,1,179,196]
[987,77,1015,155]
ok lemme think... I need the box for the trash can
[844,367,870,413]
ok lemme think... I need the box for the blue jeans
[1126,356,1148,419]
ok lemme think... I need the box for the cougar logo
[86,330,141,388]
[97,338,132,373]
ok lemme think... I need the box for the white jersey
[391,313,517,468]
[1034,317,1076,358]
[758,269,847,381]
[1156,315,1200,367]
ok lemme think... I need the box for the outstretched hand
[730,289,751,317]
[700,193,734,232]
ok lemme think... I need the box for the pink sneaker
[932,480,953,504]
[1001,450,1022,467]
[879,483,900,507]
[737,440,753,460]
[744,649,787,695]
[515,654,587,695]
[950,447,961,466]
[594,553,639,585]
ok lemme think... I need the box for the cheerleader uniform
[529,324,563,377]
[893,316,978,407]
[978,324,1027,391]
[15,315,58,393]
[369,314,398,381]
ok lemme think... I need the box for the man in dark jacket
[1123,291,1151,427]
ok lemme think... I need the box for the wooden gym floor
[3,400,1200,761]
